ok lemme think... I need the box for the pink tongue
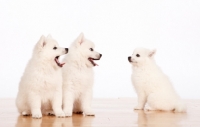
[90,58,98,66]
[60,63,65,67]
[56,58,65,67]
[55,58,59,63]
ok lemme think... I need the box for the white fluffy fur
[16,35,68,118]
[128,47,186,112]
[62,33,102,116]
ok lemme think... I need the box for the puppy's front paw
[55,111,65,118]
[64,111,72,117]
[84,111,95,116]
[22,111,31,116]
[32,113,42,119]
[134,105,144,110]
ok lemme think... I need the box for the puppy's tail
[174,101,186,113]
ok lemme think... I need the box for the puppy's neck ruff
[132,60,157,71]
[64,55,89,69]
[29,57,60,72]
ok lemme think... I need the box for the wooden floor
[0,98,200,127]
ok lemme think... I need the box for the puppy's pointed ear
[76,33,84,46]
[34,35,46,53]
[38,35,46,48]
[47,34,52,39]
[149,49,156,57]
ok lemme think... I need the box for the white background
[0,0,200,99]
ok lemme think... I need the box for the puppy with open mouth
[62,33,102,117]
[16,35,68,118]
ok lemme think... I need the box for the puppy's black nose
[128,56,132,62]
[100,54,102,58]
[65,48,68,53]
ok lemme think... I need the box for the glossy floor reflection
[0,98,199,127]
[15,114,94,127]
[135,110,187,127]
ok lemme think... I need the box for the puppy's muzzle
[94,54,102,60]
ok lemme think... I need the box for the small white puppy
[62,33,102,116]
[16,35,68,118]
[128,47,186,112]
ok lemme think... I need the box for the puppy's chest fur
[41,69,61,87]
[132,66,160,94]
[27,67,62,94]
[74,69,93,89]
[65,67,94,94]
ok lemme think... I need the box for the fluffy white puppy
[62,33,102,116]
[16,35,68,118]
[128,47,186,112]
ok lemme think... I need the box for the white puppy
[62,33,102,116]
[16,35,68,118]
[128,47,186,112]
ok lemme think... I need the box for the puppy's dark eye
[90,48,93,51]
[53,47,57,50]
[136,54,140,57]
